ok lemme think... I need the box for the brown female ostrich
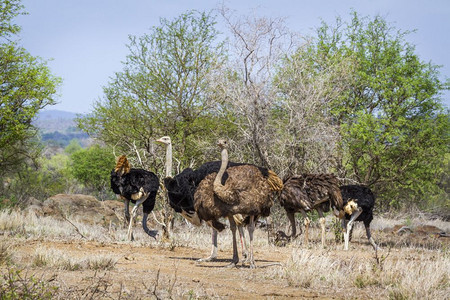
[194,139,283,268]
[156,136,251,262]
[280,174,344,246]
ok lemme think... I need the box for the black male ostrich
[279,174,344,247]
[340,185,378,250]
[110,155,159,240]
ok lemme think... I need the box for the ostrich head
[156,136,171,145]
[344,199,359,215]
[217,139,228,149]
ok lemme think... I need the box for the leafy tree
[70,145,115,199]
[0,0,61,177]
[64,139,82,155]
[78,10,228,172]
[1,153,75,206]
[301,12,449,209]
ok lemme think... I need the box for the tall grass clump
[0,208,116,243]
[32,247,119,271]
[278,248,450,299]
[0,241,14,266]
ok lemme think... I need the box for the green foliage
[305,11,449,209]
[78,10,228,172]
[64,139,82,155]
[70,145,115,196]
[1,154,75,204]
[0,267,57,300]
[0,0,61,178]
[0,0,24,39]
[74,9,448,212]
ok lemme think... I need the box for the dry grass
[269,248,449,299]
[0,240,14,266]
[0,208,449,299]
[32,247,119,271]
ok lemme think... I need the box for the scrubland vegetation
[1,0,449,298]
[0,207,449,299]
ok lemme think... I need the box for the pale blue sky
[16,0,450,113]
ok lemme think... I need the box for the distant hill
[33,110,91,147]
[34,110,81,133]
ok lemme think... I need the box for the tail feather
[267,170,283,191]
[233,214,245,226]
[115,155,131,175]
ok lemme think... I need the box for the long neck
[165,143,172,178]
[214,147,228,187]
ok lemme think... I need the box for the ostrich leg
[123,198,134,241]
[301,211,310,244]
[198,225,248,262]
[364,221,379,251]
[123,198,131,226]
[197,229,218,262]
[238,224,249,262]
[141,212,158,239]
[127,197,147,241]
[227,216,239,268]
[317,209,326,247]
[247,216,256,269]
[286,211,297,238]
[343,208,362,250]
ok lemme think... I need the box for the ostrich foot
[145,230,159,240]
[226,257,239,268]
[249,261,256,269]
[241,252,249,264]
[197,255,217,262]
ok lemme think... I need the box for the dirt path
[8,239,335,299]
[4,221,448,299]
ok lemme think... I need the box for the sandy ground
[1,199,449,299]
[7,238,327,299]
[3,224,449,300]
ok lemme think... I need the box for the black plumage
[110,156,159,240]
[340,185,378,250]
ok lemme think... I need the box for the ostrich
[340,185,378,250]
[156,136,251,262]
[193,139,283,268]
[279,174,344,247]
[110,155,159,240]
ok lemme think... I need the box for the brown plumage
[194,139,282,268]
[280,173,344,246]
[195,166,280,219]
[114,155,131,174]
